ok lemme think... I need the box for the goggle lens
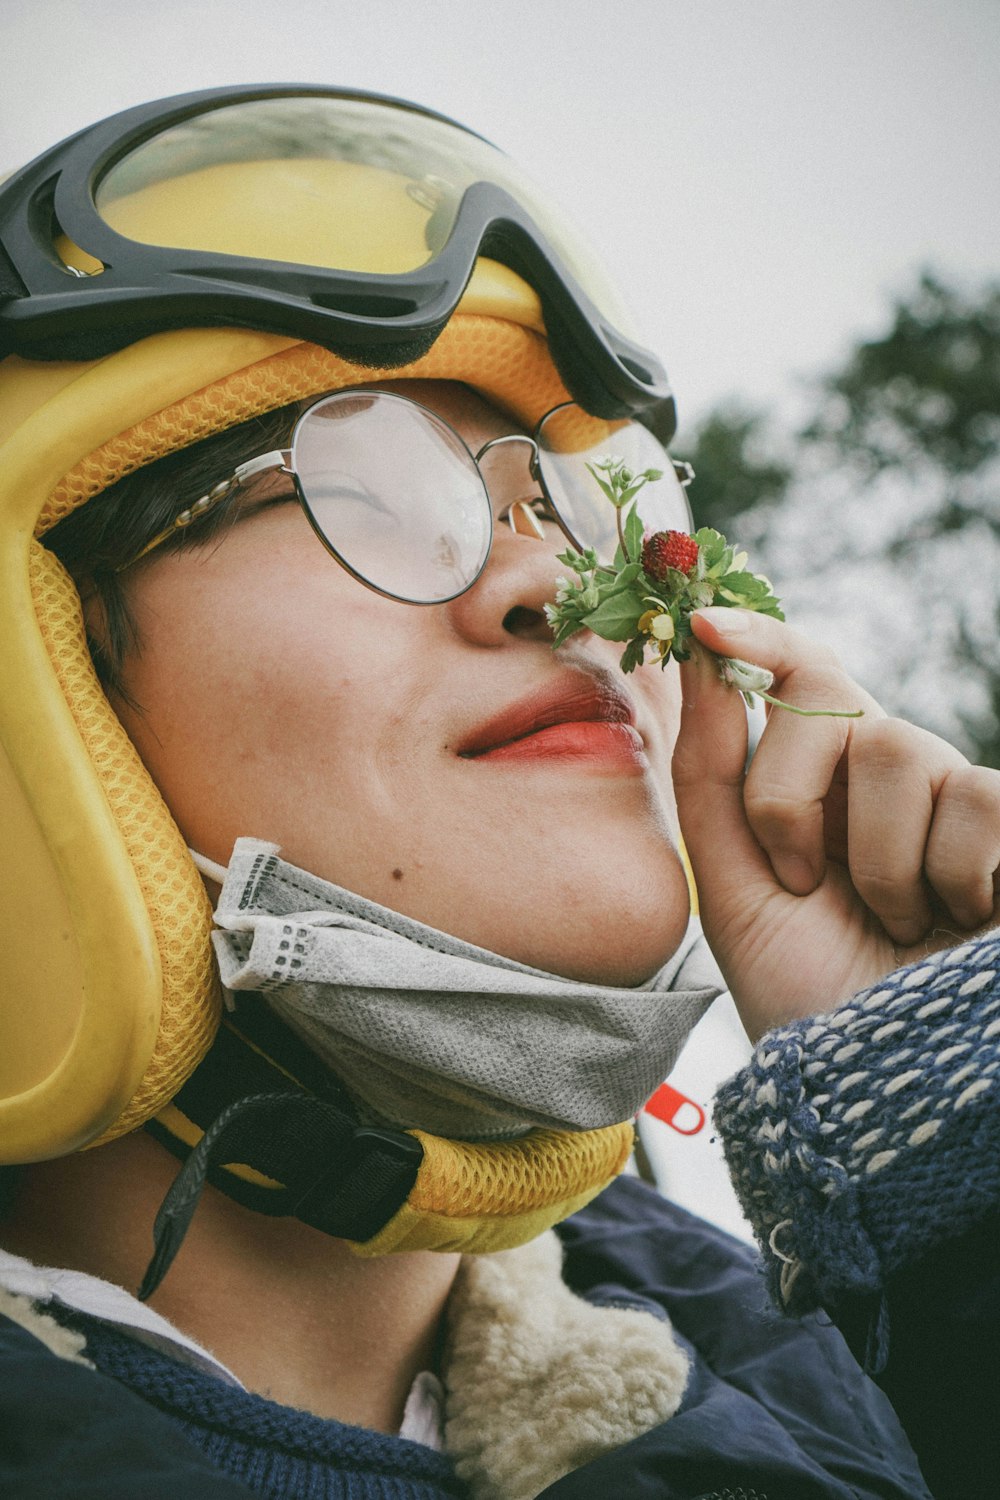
[93,96,635,333]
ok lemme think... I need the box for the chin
[498,842,692,988]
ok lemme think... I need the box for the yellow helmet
[0,87,677,1270]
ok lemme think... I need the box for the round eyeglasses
[122,389,694,604]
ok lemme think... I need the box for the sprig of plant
[544,458,862,718]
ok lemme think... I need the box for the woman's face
[111,380,690,986]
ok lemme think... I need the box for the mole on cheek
[392,868,404,881]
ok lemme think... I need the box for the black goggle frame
[0,84,677,441]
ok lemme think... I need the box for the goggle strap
[0,238,27,303]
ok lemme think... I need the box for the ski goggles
[0,84,675,435]
[120,388,693,605]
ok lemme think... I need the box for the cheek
[113,559,391,846]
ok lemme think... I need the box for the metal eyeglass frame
[118,393,694,604]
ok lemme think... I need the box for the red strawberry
[641,529,699,580]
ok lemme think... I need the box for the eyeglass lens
[291,392,494,604]
[535,404,692,563]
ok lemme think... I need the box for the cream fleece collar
[442,1229,688,1499]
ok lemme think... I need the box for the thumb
[672,640,777,944]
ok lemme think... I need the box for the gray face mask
[199,838,722,1141]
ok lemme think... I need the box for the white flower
[719,656,774,693]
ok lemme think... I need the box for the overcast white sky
[4,0,999,438]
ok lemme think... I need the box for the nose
[445,519,565,645]
[445,439,567,647]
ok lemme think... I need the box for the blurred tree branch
[678,270,1000,766]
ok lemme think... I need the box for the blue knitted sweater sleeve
[713,930,1000,1316]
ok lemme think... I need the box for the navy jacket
[0,1178,929,1500]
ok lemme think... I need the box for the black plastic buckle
[292,1124,425,1242]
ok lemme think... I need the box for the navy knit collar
[54,1308,465,1499]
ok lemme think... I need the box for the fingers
[691,607,878,895]
[672,638,779,945]
[845,719,965,944]
[679,607,1000,947]
[925,764,1000,930]
[690,606,845,677]
[743,707,854,895]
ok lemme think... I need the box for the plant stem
[616,505,629,562]
[756,690,864,718]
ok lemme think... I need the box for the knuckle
[744,787,815,842]
[851,864,924,918]
[941,765,1000,823]
[850,716,917,772]
[783,662,851,703]
[794,641,843,673]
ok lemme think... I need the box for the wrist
[714,931,1000,1313]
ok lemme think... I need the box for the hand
[672,607,1000,1040]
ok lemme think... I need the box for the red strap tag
[643,1082,706,1135]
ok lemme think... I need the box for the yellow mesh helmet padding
[36,319,568,535]
[353,1122,634,1257]
[28,543,217,1146]
[0,305,580,1163]
[157,1096,634,1257]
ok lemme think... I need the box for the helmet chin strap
[140,1088,423,1301]
[143,993,633,1298]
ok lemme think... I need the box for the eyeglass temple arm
[118,450,293,570]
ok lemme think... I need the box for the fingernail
[771,854,817,895]
[696,606,749,635]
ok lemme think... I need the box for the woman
[0,85,997,1499]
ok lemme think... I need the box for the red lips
[457,674,638,758]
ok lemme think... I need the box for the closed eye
[311,482,393,515]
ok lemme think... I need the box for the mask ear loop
[188,847,232,885]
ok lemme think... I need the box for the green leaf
[692,527,728,567]
[584,464,617,504]
[582,591,647,641]
[624,502,645,563]
[550,617,586,647]
[717,570,765,597]
[607,560,642,590]
[619,636,647,673]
